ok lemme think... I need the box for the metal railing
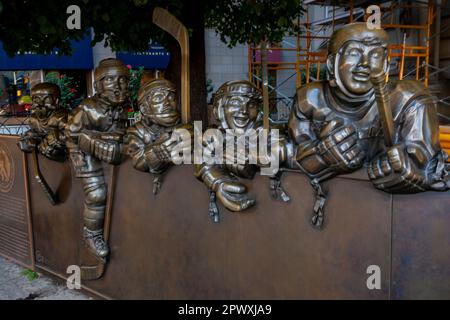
[0,116,30,135]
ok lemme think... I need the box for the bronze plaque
[0,136,34,269]
[0,140,15,193]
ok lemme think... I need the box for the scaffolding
[248,0,438,102]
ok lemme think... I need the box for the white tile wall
[92,35,116,68]
[204,29,301,102]
[205,29,249,101]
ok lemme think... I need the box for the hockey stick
[152,7,190,124]
[32,150,58,205]
[371,70,394,147]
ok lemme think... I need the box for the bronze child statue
[65,58,130,258]
[195,80,294,222]
[18,82,68,162]
[124,78,192,194]
[288,23,449,228]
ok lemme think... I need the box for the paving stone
[0,256,91,300]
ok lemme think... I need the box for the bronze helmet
[137,78,180,127]
[94,58,129,82]
[31,82,61,99]
[137,78,176,106]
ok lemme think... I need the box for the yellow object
[440,126,450,162]
[440,133,450,142]
[441,126,450,134]
[19,95,32,104]
[16,90,21,97]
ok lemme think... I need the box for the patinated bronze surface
[17,83,68,205]
[288,23,450,227]
[22,156,450,299]
[124,78,192,194]
[2,19,449,297]
[194,80,293,222]
[65,58,129,262]
[0,136,34,270]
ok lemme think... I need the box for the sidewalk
[0,256,91,300]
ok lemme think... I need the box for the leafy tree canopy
[0,0,183,56]
[0,0,303,56]
[205,0,303,47]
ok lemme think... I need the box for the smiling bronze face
[223,95,259,130]
[337,41,386,95]
[327,23,389,101]
[213,80,262,131]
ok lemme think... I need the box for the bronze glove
[195,164,255,212]
[295,119,365,180]
[368,145,427,193]
[316,120,365,172]
[17,131,40,153]
[79,132,122,165]
[38,130,67,162]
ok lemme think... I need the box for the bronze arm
[194,163,255,213]
[293,120,365,181]
[18,130,43,153]
[78,132,122,165]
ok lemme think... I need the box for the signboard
[0,36,94,70]
[254,47,282,64]
[116,43,170,69]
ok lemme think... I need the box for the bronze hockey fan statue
[65,58,129,260]
[18,82,67,162]
[195,80,294,222]
[18,82,68,204]
[124,78,192,194]
[288,23,449,228]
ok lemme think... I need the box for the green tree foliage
[205,0,304,47]
[45,71,81,110]
[0,0,303,55]
[128,66,144,109]
[0,0,304,121]
[0,0,183,56]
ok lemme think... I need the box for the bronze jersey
[289,80,441,170]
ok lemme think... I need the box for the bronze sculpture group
[18,23,449,270]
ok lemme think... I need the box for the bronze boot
[83,227,110,258]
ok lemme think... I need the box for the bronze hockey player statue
[124,78,192,195]
[288,23,449,228]
[65,58,129,259]
[195,80,293,222]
